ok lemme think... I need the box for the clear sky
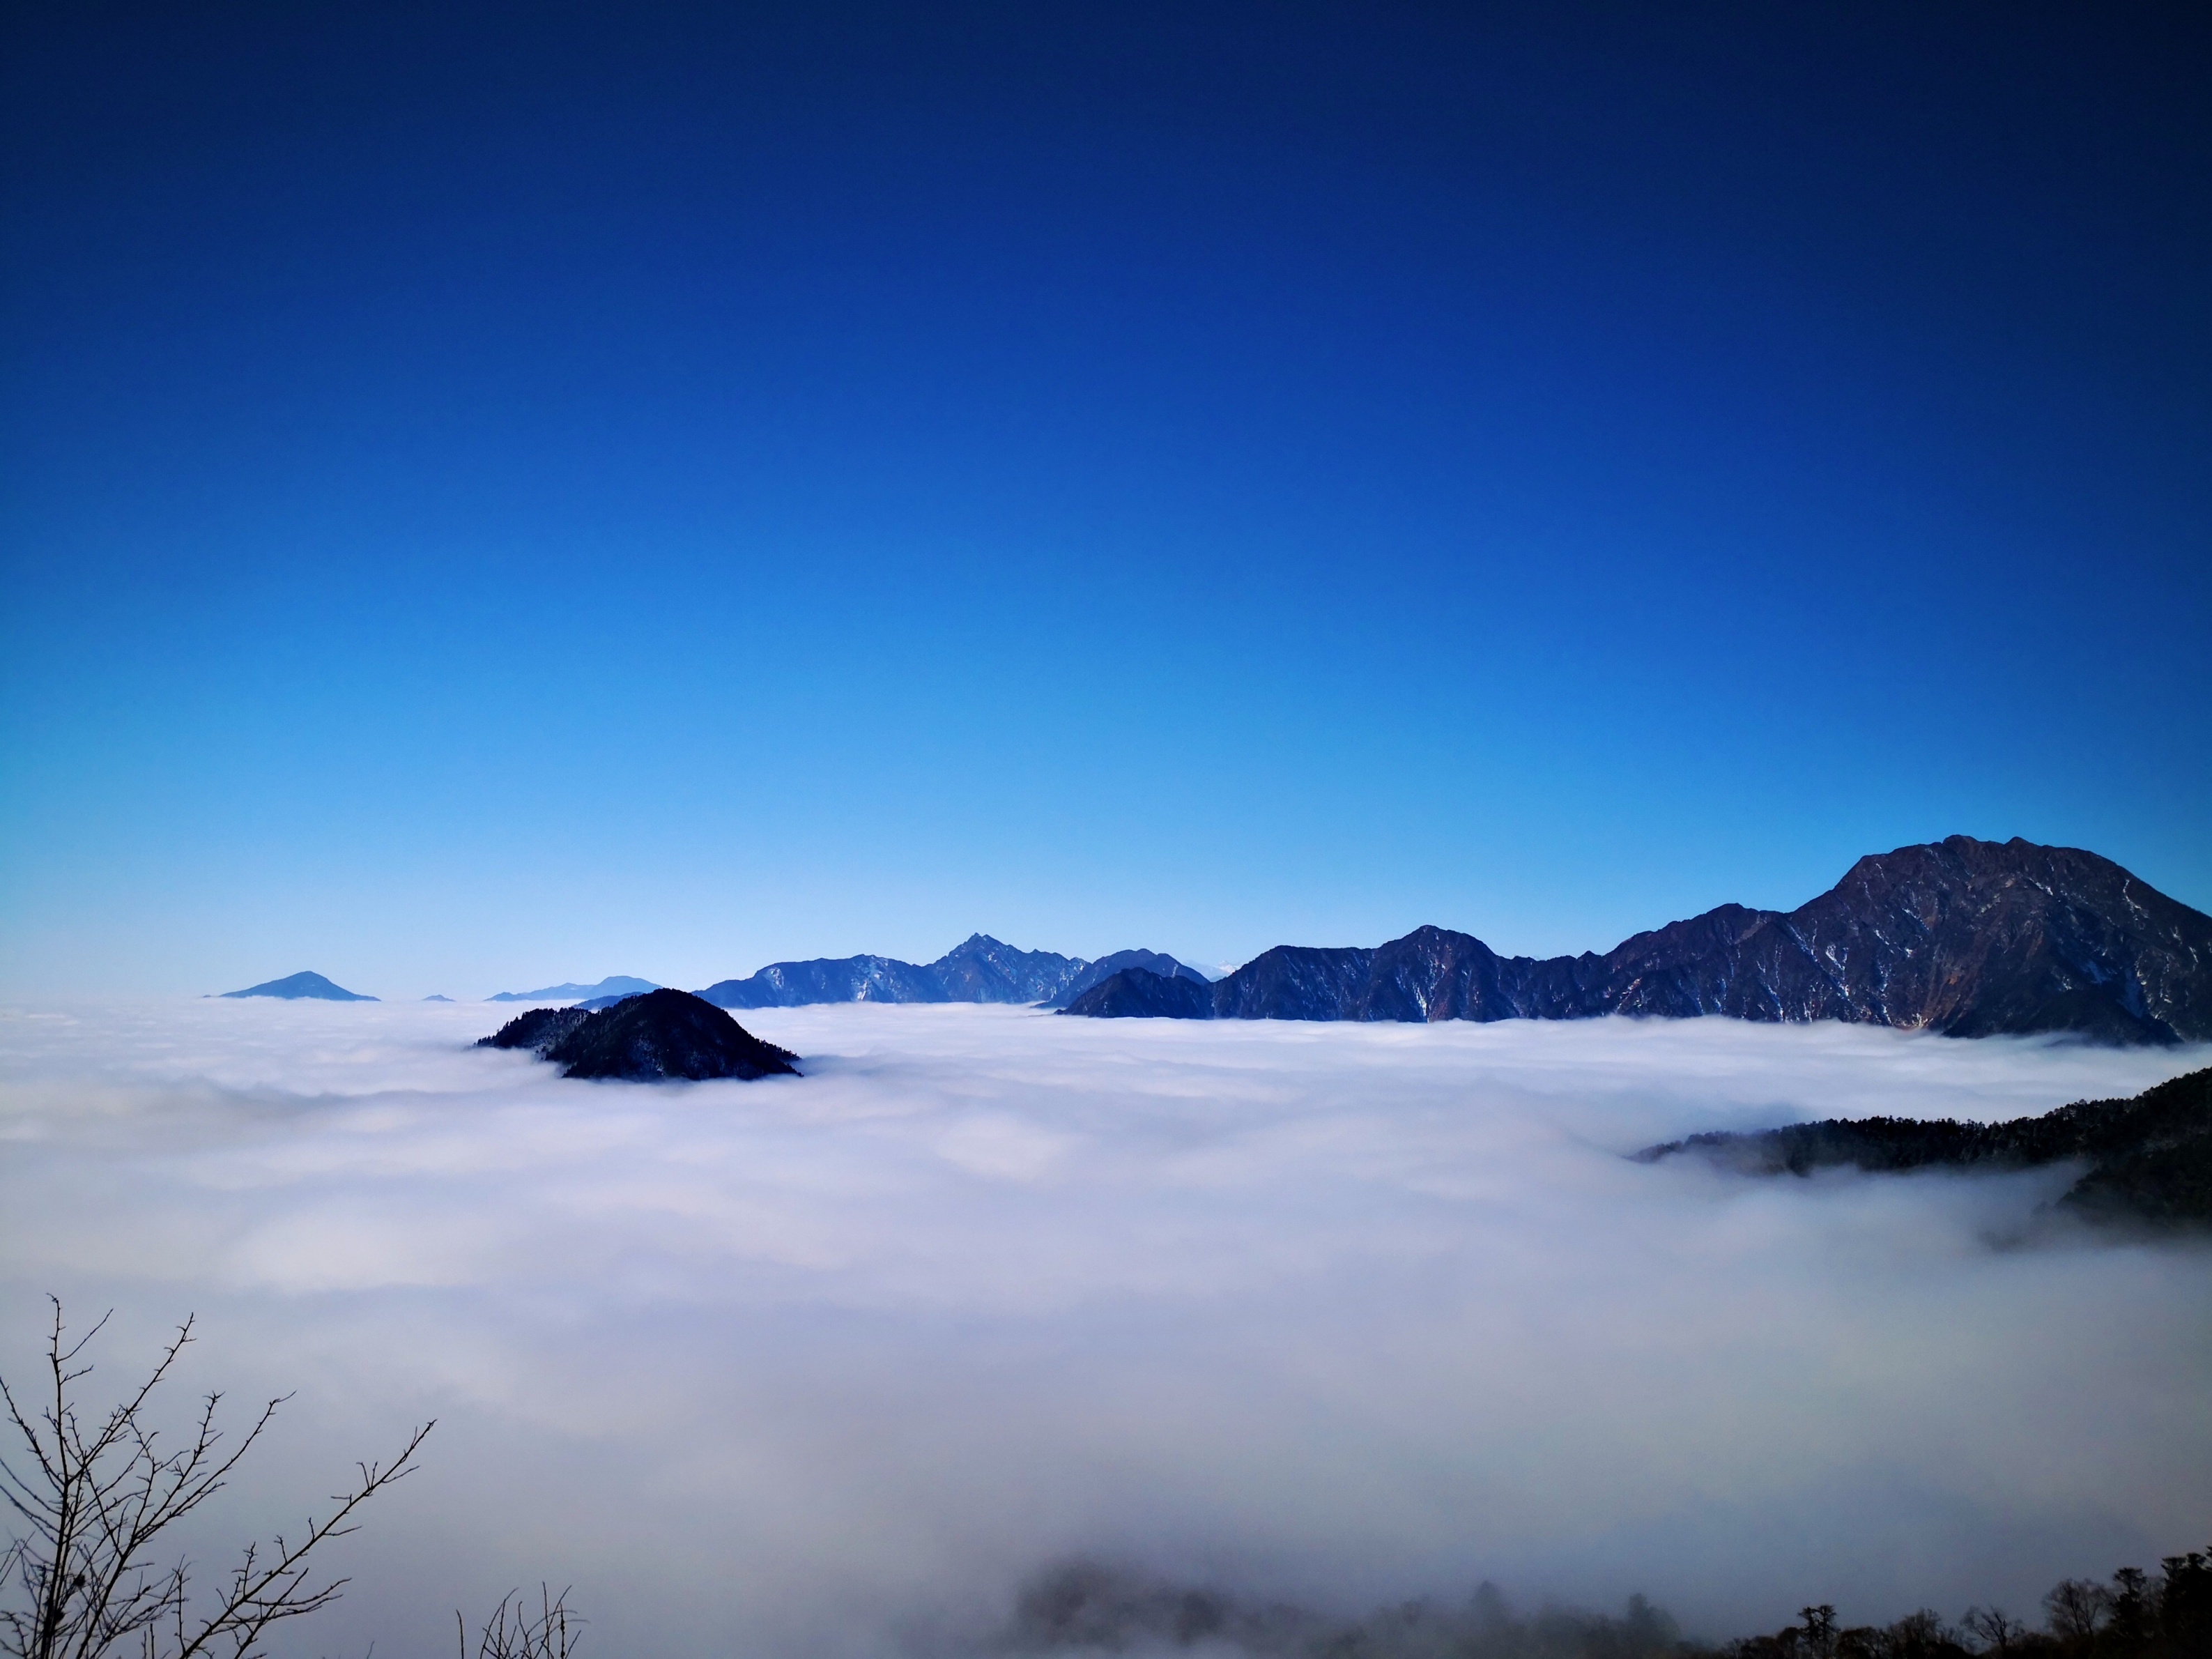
[3,2,2207,999]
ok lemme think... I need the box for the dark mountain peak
[478,990,798,1082]
[1776,835,2212,1042]
[220,971,376,1002]
[928,935,1086,1003]
[1213,942,1375,1022]
[1829,835,2147,912]
[1607,903,1780,962]
[1061,968,1217,1020]
[1046,949,1208,1009]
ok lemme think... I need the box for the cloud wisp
[1,999,2206,1657]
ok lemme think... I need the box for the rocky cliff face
[1066,838,2212,1045]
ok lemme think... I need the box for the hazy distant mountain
[1066,837,2212,1046]
[490,975,659,1002]
[698,937,1204,1010]
[422,994,453,1002]
[220,971,376,1002]
[478,989,799,1082]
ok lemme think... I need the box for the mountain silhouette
[220,972,376,1002]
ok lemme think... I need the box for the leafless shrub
[0,1298,431,1659]
[461,1587,581,1659]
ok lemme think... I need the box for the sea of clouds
[0,999,2207,1657]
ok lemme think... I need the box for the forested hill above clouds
[1065,836,2212,1046]
[698,936,1208,1011]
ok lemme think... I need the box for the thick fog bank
[0,1001,2206,1658]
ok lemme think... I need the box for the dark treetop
[1638,1065,2212,1230]
[477,989,798,1083]
[698,935,1205,1011]
[218,971,377,1001]
[1063,836,2212,1046]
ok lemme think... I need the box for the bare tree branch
[0,1301,431,1659]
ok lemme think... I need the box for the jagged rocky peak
[929,934,1087,1004]
[1749,834,2211,1042]
[477,990,799,1082]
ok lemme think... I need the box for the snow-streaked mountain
[698,937,1204,1010]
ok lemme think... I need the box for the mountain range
[698,936,1207,1011]
[1063,836,2212,1046]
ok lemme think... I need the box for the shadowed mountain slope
[1045,950,1212,1009]
[477,990,798,1082]
[219,971,376,1001]
[1065,838,2212,1044]
[1061,967,1217,1019]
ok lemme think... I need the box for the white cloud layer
[1,1000,2208,1657]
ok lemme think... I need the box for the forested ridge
[999,1550,2212,1658]
[1638,1067,2212,1228]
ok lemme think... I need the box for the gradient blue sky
[3,1,2208,998]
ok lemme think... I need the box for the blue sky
[3,2,2208,997]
